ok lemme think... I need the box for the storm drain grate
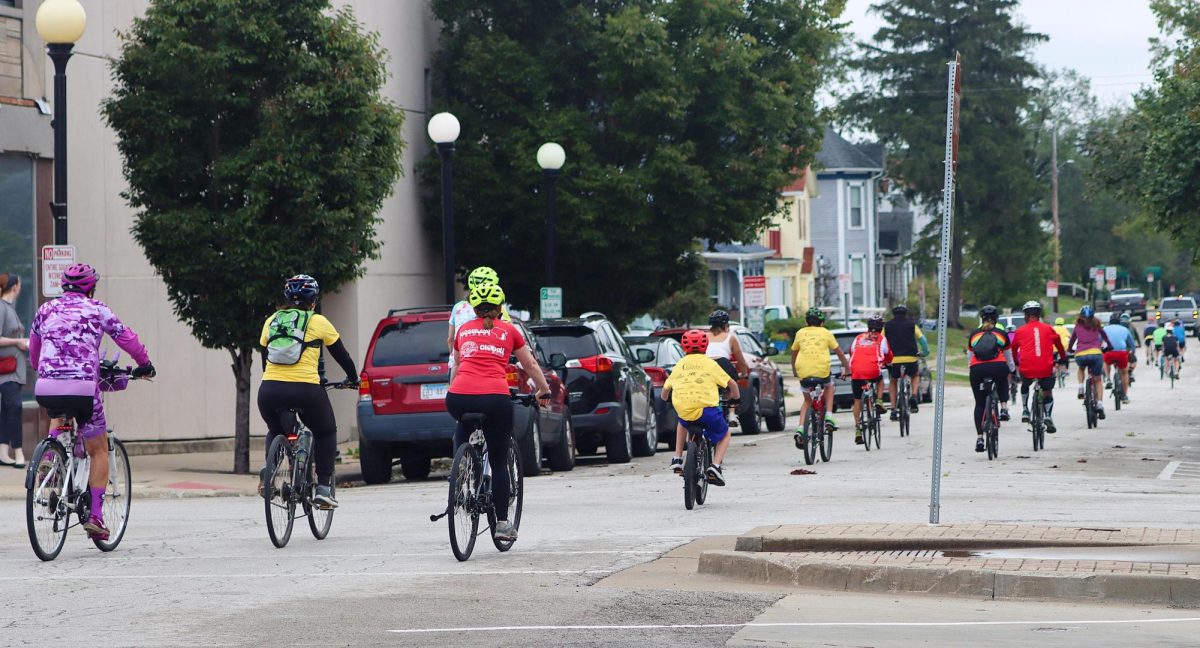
[1157,461,1200,480]
[840,550,943,558]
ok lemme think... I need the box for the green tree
[842,0,1046,318]
[650,264,714,327]
[102,0,404,473]
[1088,0,1200,281]
[424,0,844,324]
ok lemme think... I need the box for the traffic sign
[1147,273,1155,283]
[742,275,766,308]
[1105,266,1117,281]
[41,245,75,298]
[837,273,851,296]
[539,286,562,319]
[1045,280,1058,297]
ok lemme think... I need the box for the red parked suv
[355,307,575,484]
[650,324,787,434]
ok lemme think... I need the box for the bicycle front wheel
[448,442,480,561]
[489,444,523,552]
[985,394,999,460]
[26,440,69,562]
[93,437,132,552]
[263,435,296,549]
[819,419,833,462]
[695,441,710,506]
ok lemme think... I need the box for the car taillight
[572,355,613,373]
[358,373,371,402]
[644,366,668,387]
[506,366,521,387]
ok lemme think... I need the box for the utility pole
[1051,127,1061,315]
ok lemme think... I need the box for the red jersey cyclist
[848,314,892,445]
[1010,301,1068,433]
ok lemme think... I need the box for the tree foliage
[102,0,404,472]
[424,0,844,323]
[841,0,1045,314]
[1088,0,1200,275]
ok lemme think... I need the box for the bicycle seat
[460,413,487,428]
[45,410,74,421]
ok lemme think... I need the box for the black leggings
[969,363,1010,435]
[445,392,513,521]
[258,381,337,487]
[1,382,23,449]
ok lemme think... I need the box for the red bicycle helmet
[680,329,709,354]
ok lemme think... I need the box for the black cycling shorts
[799,376,831,389]
[851,377,881,399]
[888,362,919,379]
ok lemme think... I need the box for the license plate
[420,383,448,400]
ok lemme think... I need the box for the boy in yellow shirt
[790,308,850,447]
[661,330,741,486]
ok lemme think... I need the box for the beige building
[2,1,444,448]
[759,166,818,316]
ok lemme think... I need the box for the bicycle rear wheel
[1030,393,1043,452]
[26,440,69,562]
[861,397,873,451]
[305,467,335,540]
[985,394,998,460]
[802,410,818,465]
[263,435,296,549]
[819,418,833,462]
[93,437,132,552]
[489,444,523,552]
[683,439,698,510]
[448,442,480,561]
[695,441,710,506]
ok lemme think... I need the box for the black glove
[728,397,742,406]
[132,362,156,379]
[342,377,359,389]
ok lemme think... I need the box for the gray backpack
[266,309,320,365]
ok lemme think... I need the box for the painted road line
[1158,461,1182,480]
[0,568,614,582]
[390,617,1200,634]
[0,549,662,563]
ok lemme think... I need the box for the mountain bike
[1083,376,1099,429]
[432,392,534,561]
[1056,363,1067,389]
[980,377,1001,460]
[1109,366,1124,412]
[25,361,144,561]
[1028,380,1045,452]
[795,378,836,465]
[860,381,882,451]
[893,370,911,438]
[262,380,357,549]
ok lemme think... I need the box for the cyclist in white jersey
[447,266,510,376]
[705,310,748,426]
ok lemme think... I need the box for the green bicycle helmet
[805,306,825,324]
[468,283,505,308]
[467,266,499,290]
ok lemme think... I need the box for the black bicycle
[1028,380,1045,452]
[1083,375,1100,429]
[432,392,533,561]
[980,378,1001,460]
[795,379,835,465]
[893,370,911,438]
[1109,366,1125,412]
[262,380,356,549]
[679,398,734,511]
[25,362,142,561]
[860,381,882,451]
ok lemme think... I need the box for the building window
[708,270,720,301]
[0,1,17,8]
[0,154,36,401]
[850,256,865,306]
[848,184,864,229]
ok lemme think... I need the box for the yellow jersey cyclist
[662,329,740,486]
[257,275,358,509]
[883,305,929,419]
[448,266,511,376]
[790,307,850,449]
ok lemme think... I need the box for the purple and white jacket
[29,292,149,398]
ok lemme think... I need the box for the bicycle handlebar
[320,379,359,390]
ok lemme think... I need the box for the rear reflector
[358,373,371,402]
[595,407,610,415]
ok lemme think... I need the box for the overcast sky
[841,0,1159,106]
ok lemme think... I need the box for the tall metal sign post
[930,53,962,525]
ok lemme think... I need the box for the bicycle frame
[28,422,92,531]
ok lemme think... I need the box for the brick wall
[0,15,20,98]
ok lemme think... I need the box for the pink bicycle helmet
[61,263,99,294]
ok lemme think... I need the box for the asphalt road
[1,359,1198,647]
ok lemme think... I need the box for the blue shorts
[680,406,729,445]
[1075,354,1104,377]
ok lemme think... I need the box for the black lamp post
[36,0,87,246]
[536,142,566,286]
[427,112,461,304]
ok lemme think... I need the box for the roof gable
[815,126,883,172]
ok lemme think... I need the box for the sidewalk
[697,523,1200,606]
[0,444,367,500]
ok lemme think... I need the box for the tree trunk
[229,346,254,474]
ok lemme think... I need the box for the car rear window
[832,333,859,355]
[1161,298,1195,310]
[370,320,450,367]
[535,328,600,359]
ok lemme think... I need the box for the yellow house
[760,166,818,317]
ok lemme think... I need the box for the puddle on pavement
[937,544,1200,563]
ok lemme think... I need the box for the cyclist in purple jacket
[29,264,155,540]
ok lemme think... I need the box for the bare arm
[660,383,672,401]
[514,345,550,396]
[725,378,741,400]
[730,336,749,377]
[834,348,850,374]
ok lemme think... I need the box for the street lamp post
[536,142,566,286]
[1050,126,1074,315]
[427,112,460,304]
[35,0,87,246]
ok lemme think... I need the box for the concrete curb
[698,550,1200,607]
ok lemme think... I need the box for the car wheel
[764,381,786,431]
[400,456,431,481]
[546,414,576,472]
[359,438,393,485]
[634,404,658,457]
[605,406,634,464]
[738,386,762,435]
[519,415,543,477]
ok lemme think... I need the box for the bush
[765,318,844,345]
